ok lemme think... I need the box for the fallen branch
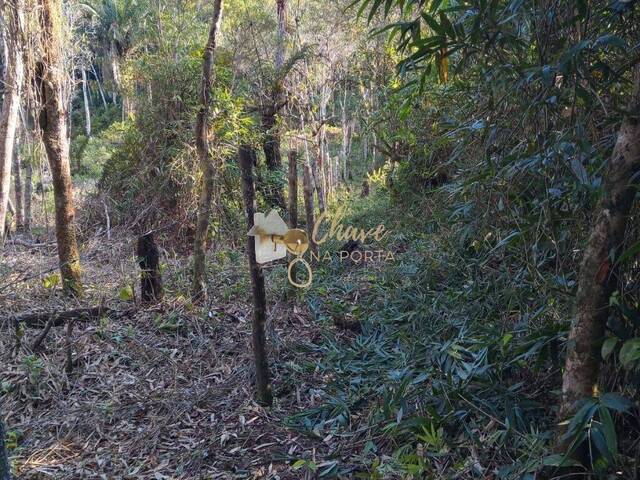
[9,238,56,248]
[14,305,124,328]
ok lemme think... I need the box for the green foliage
[283,184,636,477]
[21,355,44,389]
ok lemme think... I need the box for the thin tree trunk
[340,86,349,182]
[23,155,32,234]
[0,26,7,100]
[559,65,640,429]
[275,0,286,71]
[288,149,298,228]
[362,128,368,164]
[91,63,108,109]
[0,0,24,246]
[81,68,91,137]
[372,132,378,168]
[137,232,163,304]
[192,0,223,301]
[38,0,82,296]
[317,85,330,209]
[239,144,272,407]
[313,138,325,213]
[302,162,317,260]
[12,136,23,231]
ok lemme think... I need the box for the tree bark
[288,149,298,228]
[23,156,32,234]
[137,233,163,304]
[191,0,223,301]
[12,136,23,231]
[239,144,273,407]
[559,65,640,423]
[37,0,82,296]
[81,67,91,137]
[302,162,318,260]
[313,139,325,213]
[275,0,286,71]
[0,0,24,246]
[340,85,350,182]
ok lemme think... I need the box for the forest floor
[0,226,368,479]
[3,185,508,480]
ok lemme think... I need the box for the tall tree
[37,0,82,295]
[191,0,223,301]
[559,65,640,427]
[0,0,24,245]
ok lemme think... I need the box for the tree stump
[137,233,163,304]
[361,179,370,198]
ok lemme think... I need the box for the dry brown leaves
[0,235,346,479]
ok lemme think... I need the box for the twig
[32,316,56,350]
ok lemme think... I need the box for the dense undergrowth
[277,182,638,478]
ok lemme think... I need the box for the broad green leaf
[438,11,455,39]
[601,337,617,360]
[593,34,627,51]
[541,454,583,467]
[119,285,134,301]
[590,426,613,464]
[42,273,61,290]
[617,240,640,264]
[619,338,640,369]
[598,405,617,456]
[600,393,633,413]
[292,460,307,470]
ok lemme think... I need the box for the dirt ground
[0,233,349,479]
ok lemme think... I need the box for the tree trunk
[275,0,286,71]
[288,149,298,228]
[37,0,82,296]
[192,0,223,301]
[81,67,91,137]
[12,136,23,231]
[0,407,11,480]
[137,233,163,304]
[24,156,32,234]
[0,0,24,247]
[340,86,349,182]
[313,139,325,213]
[0,26,7,100]
[239,144,273,407]
[261,108,286,209]
[303,162,318,260]
[559,65,640,426]
[91,63,108,109]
